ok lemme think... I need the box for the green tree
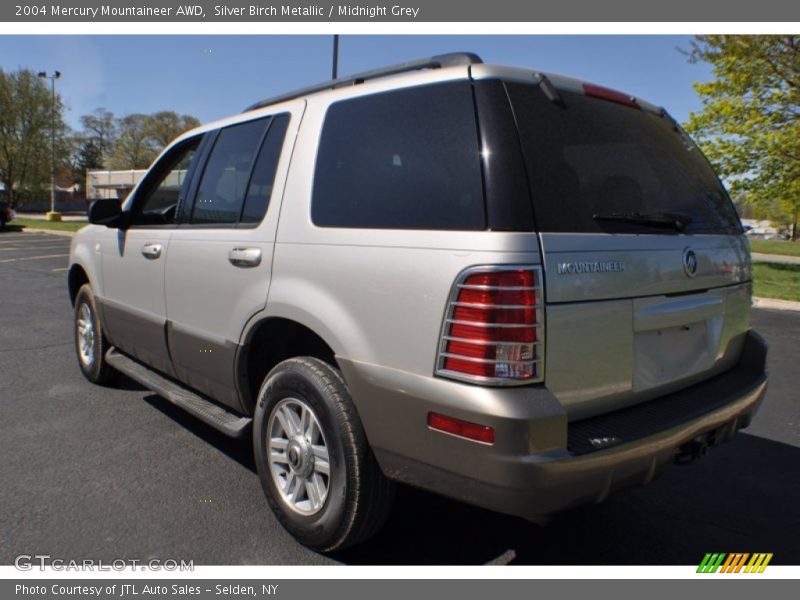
[145,111,201,149]
[109,113,157,170]
[67,136,104,192]
[685,35,800,240]
[0,68,67,207]
[79,107,117,159]
[107,111,200,170]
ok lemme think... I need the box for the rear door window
[241,115,290,224]
[312,81,486,230]
[506,82,742,235]
[191,118,269,225]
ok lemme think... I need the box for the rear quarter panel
[263,86,542,378]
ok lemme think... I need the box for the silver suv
[68,53,768,551]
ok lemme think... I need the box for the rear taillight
[436,266,544,385]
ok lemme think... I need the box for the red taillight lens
[582,83,640,109]
[436,266,544,384]
[427,412,495,444]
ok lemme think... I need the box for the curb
[753,297,800,312]
[21,227,76,238]
[752,252,800,266]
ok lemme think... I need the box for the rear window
[506,82,742,235]
[312,81,485,230]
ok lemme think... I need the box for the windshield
[506,82,742,235]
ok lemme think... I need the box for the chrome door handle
[141,243,162,260]
[228,247,262,268]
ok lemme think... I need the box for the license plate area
[634,320,724,390]
[632,294,725,391]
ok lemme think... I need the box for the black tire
[0,218,6,231]
[253,357,395,551]
[74,284,117,385]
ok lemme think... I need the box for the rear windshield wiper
[592,211,693,232]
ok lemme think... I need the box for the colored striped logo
[697,553,773,573]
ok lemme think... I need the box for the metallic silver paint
[68,61,765,519]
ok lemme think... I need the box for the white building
[86,169,147,202]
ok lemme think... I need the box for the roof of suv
[244,52,483,112]
[170,52,666,150]
[242,51,663,117]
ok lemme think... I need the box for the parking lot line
[0,245,68,253]
[0,253,69,264]
[51,267,68,272]
[0,237,67,244]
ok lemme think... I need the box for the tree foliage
[66,136,105,191]
[0,68,201,202]
[0,68,68,207]
[685,35,800,240]
[109,113,155,170]
[145,111,201,149]
[89,109,201,170]
[79,107,116,158]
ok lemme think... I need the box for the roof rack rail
[244,52,483,112]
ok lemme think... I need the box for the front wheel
[253,357,395,551]
[74,284,117,384]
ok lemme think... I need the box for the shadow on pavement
[142,394,256,473]
[134,389,800,566]
[334,432,800,565]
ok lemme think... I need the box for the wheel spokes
[76,304,95,365]
[300,405,312,439]
[284,405,302,436]
[267,398,330,516]
[305,475,324,511]
[274,406,295,437]
[269,437,289,464]
[283,471,295,497]
[312,444,330,476]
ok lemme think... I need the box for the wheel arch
[68,263,90,306]
[236,316,339,415]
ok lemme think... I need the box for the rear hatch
[502,76,752,420]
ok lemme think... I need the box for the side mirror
[88,199,127,229]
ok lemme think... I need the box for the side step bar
[105,348,252,438]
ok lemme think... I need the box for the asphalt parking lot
[1,229,798,566]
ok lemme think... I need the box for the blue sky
[0,35,712,130]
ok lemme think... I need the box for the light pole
[332,35,339,79]
[37,70,61,220]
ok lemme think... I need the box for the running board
[105,348,252,438]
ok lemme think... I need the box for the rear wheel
[253,357,395,551]
[74,284,116,384]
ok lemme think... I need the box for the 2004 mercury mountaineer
[68,53,768,551]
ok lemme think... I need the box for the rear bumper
[339,330,767,518]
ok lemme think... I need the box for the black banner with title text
[3,0,800,22]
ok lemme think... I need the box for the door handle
[141,243,162,260]
[228,247,262,268]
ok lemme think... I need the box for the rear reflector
[582,83,640,109]
[436,265,544,385]
[427,412,495,444]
